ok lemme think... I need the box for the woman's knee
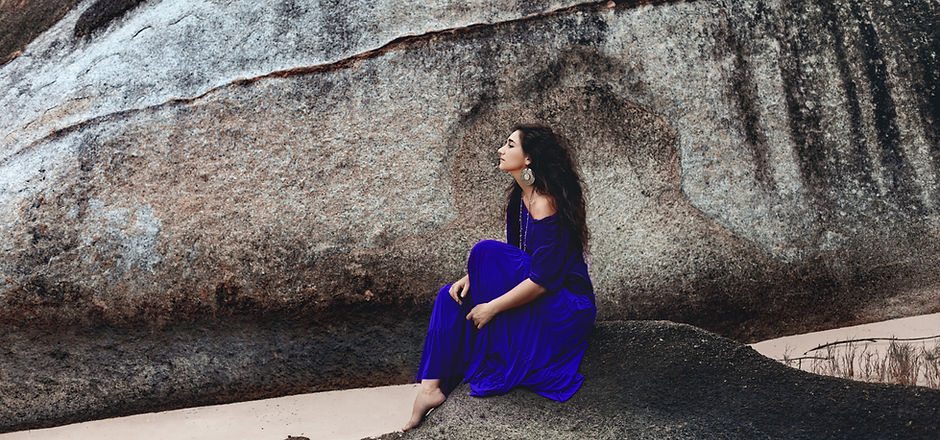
[467,240,528,275]
[468,240,503,264]
[429,284,462,327]
[434,284,465,312]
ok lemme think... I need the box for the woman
[403,123,597,431]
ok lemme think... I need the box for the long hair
[506,123,589,251]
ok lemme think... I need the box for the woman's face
[497,130,529,172]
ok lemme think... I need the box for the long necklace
[519,195,530,252]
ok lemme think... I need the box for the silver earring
[520,167,535,186]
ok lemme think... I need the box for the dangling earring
[520,167,535,186]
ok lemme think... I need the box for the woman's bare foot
[402,383,446,431]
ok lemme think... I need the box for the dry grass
[780,337,940,389]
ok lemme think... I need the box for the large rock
[2,0,938,338]
[383,321,940,440]
[0,0,939,430]
[0,0,578,165]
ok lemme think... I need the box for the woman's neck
[520,185,536,204]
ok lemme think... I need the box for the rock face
[0,308,429,432]
[0,0,83,64]
[384,321,940,440]
[3,0,938,338]
[0,0,938,431]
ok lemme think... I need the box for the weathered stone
[379,321,940,440]
[0,0,580,165]
[0,309,428,432]
[2,0,938,339]
[73,0,147,38]
[0,0,83,64]
[0,0,939,431]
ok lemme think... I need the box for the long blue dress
[414,195,597,401]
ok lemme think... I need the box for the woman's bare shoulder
[529,193,557,220]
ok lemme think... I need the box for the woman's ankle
[419,379,441,393]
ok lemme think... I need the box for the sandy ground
[749,312,940,386]
[0,384,421,440]
[2,313,937,440]
[749,313,940,359]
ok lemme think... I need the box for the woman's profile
[403,123,597,431]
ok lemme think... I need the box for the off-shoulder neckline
[522,201,557,222]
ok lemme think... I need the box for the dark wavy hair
[506,123,589,251]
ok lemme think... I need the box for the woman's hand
[449,274,470,305]
[466,302,498,329]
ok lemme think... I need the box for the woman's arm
[466,278,546,329]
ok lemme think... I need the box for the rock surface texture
[379,321,940,440]
[0,308,429,432]
[0,0,83,64]
[0,0,938,432]
[2,0,938,337]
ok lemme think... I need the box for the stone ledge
[384,320,940,439]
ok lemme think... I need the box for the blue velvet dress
[414,195,597,401]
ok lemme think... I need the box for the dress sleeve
[526,218,573,293]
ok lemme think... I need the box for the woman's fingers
[450,278,470,305]
[465,305,490,329]
[459,282,470,301]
